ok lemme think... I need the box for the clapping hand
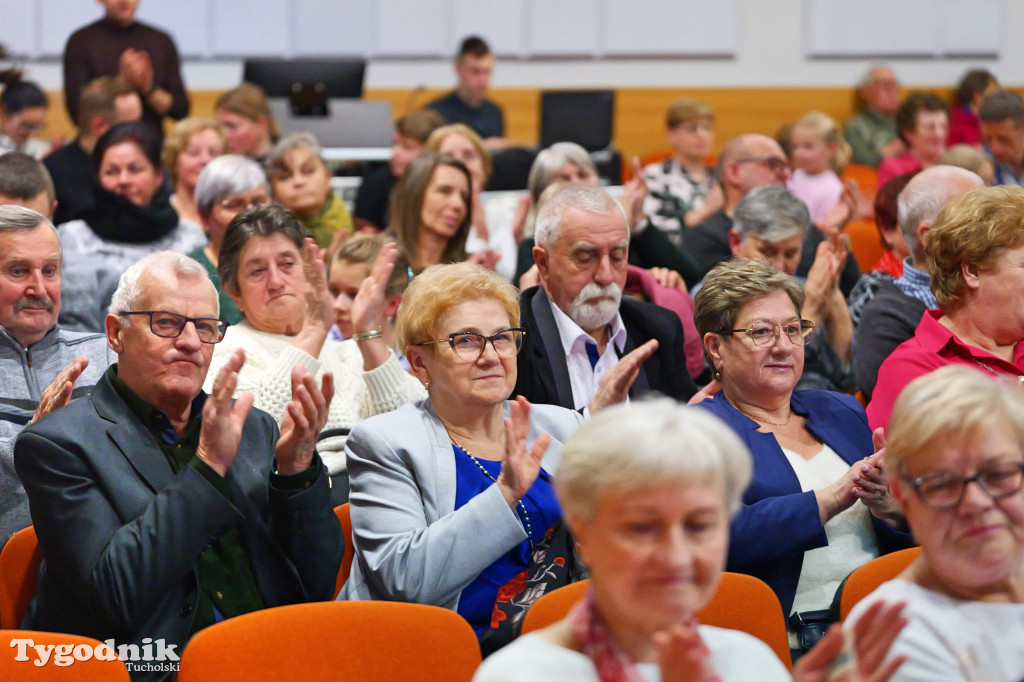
[197,348,254,477]
[793,601,907,682]
[274,365,334,475]
[351,241,397,335]
[853,429,904,527]
[32,356,89,424]
[495,396,550,507]
[301,238,334,331]
[655,619,723,682]
[587,339,659,413]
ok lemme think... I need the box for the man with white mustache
[515,184,697,412]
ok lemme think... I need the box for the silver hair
[527,142,597,205]
[194,154,268,216]
[534,183,627,251]
[266,131,323,176]
[897,165,984,259]
[732,185,810,244]
[556,398,753,522]
[0,204,60,259]
[109,251,217,326]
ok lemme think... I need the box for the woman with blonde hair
[214,83,280,163]
[162,117,224,226]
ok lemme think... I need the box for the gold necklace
[727,398,791,426]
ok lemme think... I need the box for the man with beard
[0,204,113,547]
[514,184,696,412]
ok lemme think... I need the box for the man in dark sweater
[427,36,507,147]
[63,0,188,140]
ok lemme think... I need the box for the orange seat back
[845,218,885,272]
[0,527,41,629]
[521,573,791,671]
[333,503,353,598]
[841,163,879,199]
[839,547,922,621]
[0,630,130,681]
[178,601,480,682]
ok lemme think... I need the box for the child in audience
[266,131,353,251]
[642,98,722,246]
[787,111,849,225]
[328,233,411,371]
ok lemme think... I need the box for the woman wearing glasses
[189,154,271,324]
[692,258,911,659]
[848,365,1024,680]
[339,261,583,651]
[205,204,425,502]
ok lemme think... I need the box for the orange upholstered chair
[178,601,481,682]
[0,630,130,680]
[333,503,353,598]
[845,218,885,272]
[839,547,922,621]
[521,573,791,671]
[0,526,41,629]
[841,163,879,199]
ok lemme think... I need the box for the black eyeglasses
[119,311,229,344]
[735,155,792,174]
[718,319,815,347]
[417,328,526,361]
[906,462,1024,510]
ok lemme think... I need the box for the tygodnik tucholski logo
[10,637,180,673]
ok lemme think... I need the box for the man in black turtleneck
[62,0,188,141]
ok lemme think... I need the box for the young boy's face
[667,117,714,162]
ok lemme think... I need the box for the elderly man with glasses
[14,250,342,682]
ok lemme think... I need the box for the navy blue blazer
[693,389,912,617]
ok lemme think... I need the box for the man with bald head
[845,65,903,167]
[682,133,792,280]
[853,165,984,398]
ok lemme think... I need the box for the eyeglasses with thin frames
[417,328,526,361]
[219,196,271,212]
[118,311,229,344]
[905,461,1024,510]
[718,319,815,347]
[735,155,792,174]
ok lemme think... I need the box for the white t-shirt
[473,626,791,682]
[846,579,1024,682]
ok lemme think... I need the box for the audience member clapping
[266,132,353,251]
[340,262,583,652]
[59,121,207,279]
[214,83,279,164]
[876,93,949,189]
[190,153,270,324]
[868,184,1024,429]
[206,204,424,501]
[162,117,224,227]
[693,258,911,653]
[476,399,908,682]
[848,365,1024,681]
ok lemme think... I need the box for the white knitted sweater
[205,320,426,474]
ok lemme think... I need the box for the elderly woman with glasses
[204,204,425,502]
[847,365,1024,680]
[693,257,911,658]
[340,261,583,652]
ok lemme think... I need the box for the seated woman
[0,69,50,158]
[876,93,948,189]
[59,121,207,277]
[692,257,911,655]
[214,83,279,164]
[191,154,271,324]
[340,262,584,651]
[868,185,1024,430]
[328,234,410,367]
[389,152,473,274]
[425,123,512,281]
[477,399,907,681]
[947,68,999,147]
[161,117,224,227]
[849,366,1024,681]
[266,132,353,251]
[207,204,425,502]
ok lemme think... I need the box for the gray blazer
[339,399,583,609]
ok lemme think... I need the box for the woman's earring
[424,382,430,390]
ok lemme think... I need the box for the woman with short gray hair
[188,154,270,324]
[476,399,908,681]
[693,257,912,658]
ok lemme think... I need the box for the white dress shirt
[548,298,628,411]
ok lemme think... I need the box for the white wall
[9,0,1024,91]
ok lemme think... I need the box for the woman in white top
[692,258,912,654]
[205,204,425,501]
[476,399,907,682]
[847,365,1024,682]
